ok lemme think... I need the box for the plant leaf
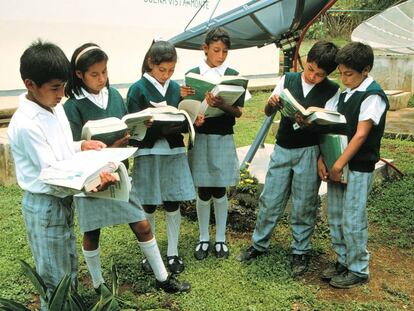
[48,274,71,311]
[110,259,119,296]
[67,295,82,311]
[70,291,86,310]
[0,298,31,311]
[19,260,47,301]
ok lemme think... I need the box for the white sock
[166,209,181,257]
[82,247,105,289]
[138,237,168,282]
[145,212,156,236]
[196,196,211,249]
[213,195,229,243]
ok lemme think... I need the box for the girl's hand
[329,162,343,183]
[144,118,154,128]
[317,156,329,182]
[194,114,205,127]
[180,85,195,97]
[81,140,106,151]
[205,92,224,108]
[111,132,130,148]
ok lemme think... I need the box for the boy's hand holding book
[317,156,329,182]
[110,132,130,148]
[194,114,205,127]
[205,91,225,109]
[89,171,120,193]
[330,162,345,183]
[81,140,107,151]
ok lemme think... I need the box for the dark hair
[335,42,374,73]
[141,41,177,75]
[307,41,339,75]
[20,40,70,86]
[204,27,231,48]
[65,43,109,98]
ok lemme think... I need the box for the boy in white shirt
[8,40,114,307]
[318,42,388,288]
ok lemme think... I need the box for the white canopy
[352,0,414,54]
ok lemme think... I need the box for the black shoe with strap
[236,245,265,262]
[291,254,311,277]
[194,241,210,260]
[214,242,229,259]
[329,271,369,289]
[156,275,191,293]
[321,262,347,281]
[167,255,185,274]
[141,258,153,275]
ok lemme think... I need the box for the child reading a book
[318,42,389,288]
[238,41,340,277]
[126,40,196,275]
[181,27,246,260]
[7,41,117,307]
[64,43,190,293]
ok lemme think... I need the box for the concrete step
[385,90,412,111]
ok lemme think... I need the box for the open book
[320,134,349,184]
[184,72,248,102]
[199,84,245,118]
[81,100,201,145]
[38,148,137,201]
[279,88,346,129]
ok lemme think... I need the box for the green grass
[1,91,413,310]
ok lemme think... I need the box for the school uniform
[126,74,195,205]
[187,61,247,257]
[7,94,80,303]
[252,72,340,254]
[64,87,145,233]
[325,76,388,277]
[187,62,245,187]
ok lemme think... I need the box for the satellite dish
[352,0,414,54]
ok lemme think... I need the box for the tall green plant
[0,260,123,311]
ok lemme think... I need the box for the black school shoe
[321,262,348,281]
[167,256,185,274]
[141,258,153,274]
[214,242,229,259]
[194,241,210,260]
[291,254,311,277]
[156,275,191,293]
[329,271,369,289]
[236,245,265,262]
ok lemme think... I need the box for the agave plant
[0,260,123,311]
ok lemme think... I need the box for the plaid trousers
[252,144,320,254]
[22,191,77,307]
[327,170,373,277]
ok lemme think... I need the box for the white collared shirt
[74,87,109,110]
[325,76,386,125]
[143,72,170,97]
[271,74,340,108]
[8,94,82,197]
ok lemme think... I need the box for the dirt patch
[304,246,413,309]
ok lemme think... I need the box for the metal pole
[240,45,296,170]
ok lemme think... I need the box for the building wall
[0,0,280,91]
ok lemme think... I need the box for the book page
[39,148,137,190]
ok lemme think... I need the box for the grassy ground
[0,91,413,310]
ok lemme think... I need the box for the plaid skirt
[130,153,196,205]
[188,133,239,187]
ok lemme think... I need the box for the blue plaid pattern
[75,196,146,233]
[327,170,373,277]
[21,191,77,302]
[252,145,320,254]
[188,133,239,187]
[131,153,196,205]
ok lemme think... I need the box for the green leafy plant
[0,260,123,311]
